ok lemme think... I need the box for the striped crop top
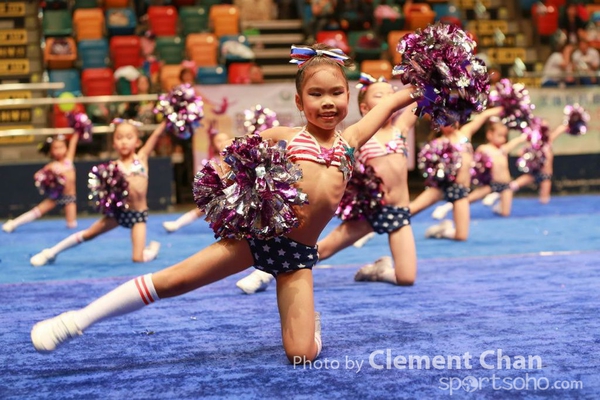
[117,156,148,179]
[356,127,409,164]
[286,127,355,181]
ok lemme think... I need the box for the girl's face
[49,139,68,160]
[359,81,394,115]
[137,76,150,94]
[181,70,194,84]
[295,64,349,132]
[487,123,508,147]
[113,123,140,156]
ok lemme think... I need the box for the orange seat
[110,36,142,69]
[160,64,183,91]
[227,62,253,84]
[404,4,436,31]
[315,30,350,54]
[81,68,114,96]
[360,60,393,81]
[73,8,105,41]
[44,37,77,69]
[387,30,412,65]
[209,4,240,37]
[148,6,178,37]
[186,33,218,67]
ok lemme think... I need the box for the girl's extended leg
[131,222,160,263]
[451,197,470,241]
[494,189,514,217]
[276,269,320,363]
[31,239,254,352]
[409,188,443,216]
[317,219,374,261]
[388,226,417,285]
[163,208,204,233]
[64,202,77,229]
[2,199,56,233]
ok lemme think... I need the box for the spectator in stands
[309,0,339,42]
[541,43,576,87]
[337,0,374,31]
[179,67,196,86]
[571,38,600,85]
[249,63,265,84]
[559,2,588,44]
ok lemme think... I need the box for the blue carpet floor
[0,194,599,399]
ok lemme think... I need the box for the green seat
[200,0,222,9]
[74,0,98,8]
[344,64,361,81]
[42,9,73,37]
[348,30,384,62]
[180,6,209,37]
[155,36,185,65]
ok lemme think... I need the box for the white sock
[441,226,456,239]
[174,210,200,229]
[48,231,85,258]
[142,241,160,262]
[12,207,42,228]
[73,274,160,331]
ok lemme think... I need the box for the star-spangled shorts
[55,195,76,206]
[115,209,148,229]
[246,236,319,277]
[443,183,470,203]
[534,172,552,184]
[366,205,411,234]
[490,181,511,193]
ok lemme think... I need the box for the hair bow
[355,73,388,91]
[111,118,143,127]
[289,45,349,67]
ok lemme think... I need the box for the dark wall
[0,157,173,219]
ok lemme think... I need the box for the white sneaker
[352,232,375,248]
[31,311,82,353]
[162,221,179,233]
[492,202,502,215]
[236,269,274,294]
[2,219,15,233]
[432,202,453,220]
[354,256,392,281]
[482,192,500,206]
[143,241,161,262]
[425,219,454,239]
[30,249,56,267]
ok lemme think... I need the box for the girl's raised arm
[459,106,504,139]
[66,132,79,161]
[138,121,166,159]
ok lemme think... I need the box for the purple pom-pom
[154,83,204,140]
[417,138,462,188]
[88,162,129,217]
[34,168,66,200]
[335,163,384,221]
[193,134,308,240]
[488,78,535,131]
[243,104,280,135]
[66,111,93,143]
[516,145,546,175]
[393,22,490,130]
[563,103,589,136]
[470,151,493,186]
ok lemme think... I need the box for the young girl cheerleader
[29,121,166,267]
[236,74,419,292]
[2,132,79,233]
[30,44,421,363]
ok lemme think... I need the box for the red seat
[532,4,558,36]
[110,36,142,69]
[315,30,350,54]
[81,68,114,96]
[148,6,178,37]
[227,62,253,84]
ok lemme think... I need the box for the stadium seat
[196,65,228,84]
[179,6,209,36]
[347,30,383,62]
[110,36,142,69]
[74,0,98,9]
[387,30,412,65]
[78,39,109,69]
[73,8,105,41]
[344,64,361,81]
[106,8,137,36]
[148,6,178,37]
[532,4,559,36]
[173,0,197,6]
[103,0,129,8]
[155,36,185,65]
[219,35,254,64]
[81,68,115,96]
[186,33,218,67]
[159,65,183,91]
[44,37,77,69]
[315,30,350,54]
[360,60,393,81]
[44,0,69,10]
[49,69,82,96]
[209,4,240,37]
[227,62,253,84]
[404,3,436,30]
[42,9,73,37]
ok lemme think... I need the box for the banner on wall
[193,82,416,171]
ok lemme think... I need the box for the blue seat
[196,65,228,85]
[106,8,137,36]
[78,39,109,70]
[48,69,82,96]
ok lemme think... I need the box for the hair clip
[111,118,143,127]
[355,72,388,91]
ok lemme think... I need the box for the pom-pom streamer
[563,104,590,136]
[417,139,462,188]
[243,104,280,135]
[335,163,384,221]
[88,162,129,217]
[487,78,534,131]
[34,168,66,200]
[154,84,204,140]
